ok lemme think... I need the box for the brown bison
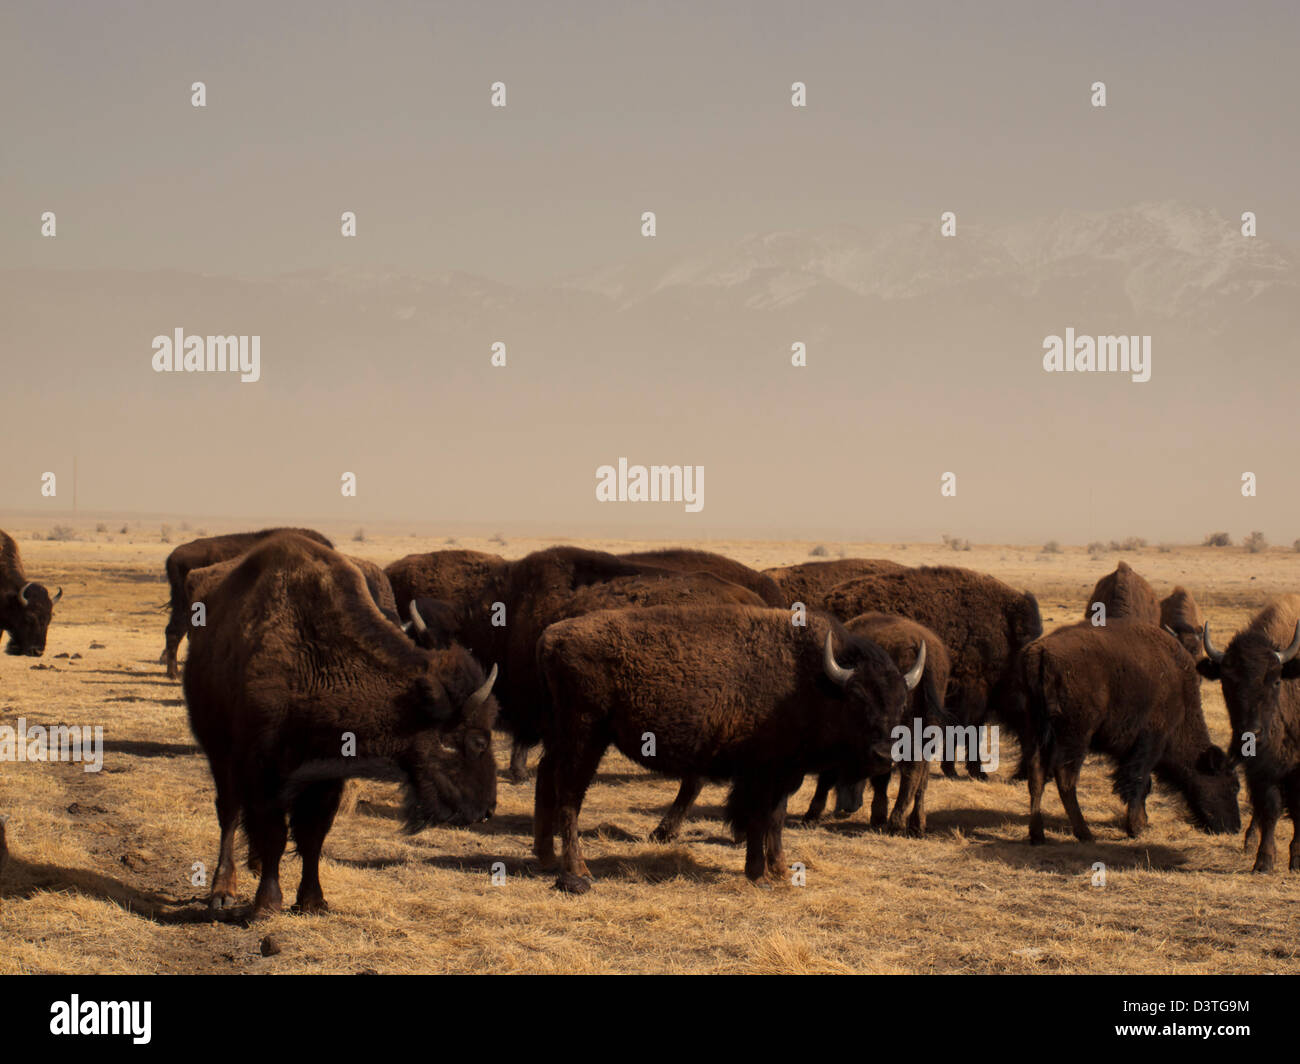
[410,565,765,785]
[763,558,907,611]
[823,566,1042,779]
[162,528,332,678]
[394,547,728,780]
[619,549,785,606]
[1199,597,1300,871]
[536,605,920,889]
[183,533,499,918]
[0,530,62,656]
[1083,560,1159,627]
[385,549,508,622]
[1161,587,1205,660]
[802,613,951,835]
[1020,623,1239,843]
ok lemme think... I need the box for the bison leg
[763,795,788,880]
[650,775,703,842]
[1026,748,1047,845]
[907,762,930,836]
[509,739,532,782]
[1249,781,1281,873]
[889,759,926,835]
[868,771,891,828]
[210,779,242,913]
[163,630,184,680]
[803,772,835,824]
[532,749,558,868]
[1243,815,1259,855]
[1054,762,1093,842]
[555,735,607,885]
[246,807,288,918]
[289,781,343,914]
[1284,777,1300,873]
[941,757,960,780]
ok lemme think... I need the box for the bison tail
[1015,646,1059,778]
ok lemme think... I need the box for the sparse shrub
[941,534,970,552]
[1204,532,1232,547]
[489,533,506,546]
[1121,537,1147,551]
[353,528,366,543]
[119,524,129,535]
[180,521,191,531]
[48,525,76,542]
[1157,543,1173,553]
[1293,539,1300,553]
[1042,540,1062,554]
[1244,531,1267,553]
[160,523,173,544]
[1086,542,1105,556]
[95,522,107,533]
[445,537,458,545]
[809,544,829,557]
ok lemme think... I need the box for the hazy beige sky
[3,1,1298,542]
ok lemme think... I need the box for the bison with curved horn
[1198,598,1300,872]
[0,530,62,656]
[536,605,916,890]
[183,533,499,918]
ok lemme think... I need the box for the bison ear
[1195,658,1221,681]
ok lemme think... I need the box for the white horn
[18,582,33,607]
[408,600,428,635]
[823,632,854,687]
[467,663,498,710]
[902,641,926,691]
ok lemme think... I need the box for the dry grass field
[2,529,1298,974]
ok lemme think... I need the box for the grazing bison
[802,614,951,836]
[1083,560,1159,626]
[183,533,499,917]
[1161,587,1205,660]
[0,530,62,656]
[161,528,332,678]
[763,558,907,611]
[385,549,508,623]
[1020,623,1239,844]
[823,566,1042,779]
[619,549,785,606]
[536,605,920,889]
[1198,597,1300,871]
[0,815,7,884]
[402,547,729,782]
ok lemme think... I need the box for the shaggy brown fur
[0,529,61,657]
[182,534,499,919]
[619,549,785,606]
[823,566,1041,779]
[763,558,907,611]
[536,605,909,889]
[803,614,952,835]
[1197,595,1300,872]
[385,549,509,621]
[1021,623,1239,844]
[1161,586,1205,660]
[161,528,332,679]
[1083,561,1160,627]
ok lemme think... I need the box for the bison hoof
[555,872,592,894]
[748,876,774,891]
[648,825,678,843]
[1290,855,1300,873]
[1252,858,1275,874]
[1029,832,1046,846]
[209,892,238,913]
[294,897,329,915]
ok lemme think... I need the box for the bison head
[4,582,62,656]
[400,649,500,831]
[1198,621,1300,757]
[405,597,463,651]
[823,629,925,791]
[1182,745,1242,835]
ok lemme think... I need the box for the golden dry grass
[1,531,1298,974]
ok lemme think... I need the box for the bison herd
[4,525,1300,915]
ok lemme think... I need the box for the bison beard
[1198,596,1300,872]
[182,533,499,918]
[1019,623,1239,844]
[161,527,333,679]
[536,605,915,890]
